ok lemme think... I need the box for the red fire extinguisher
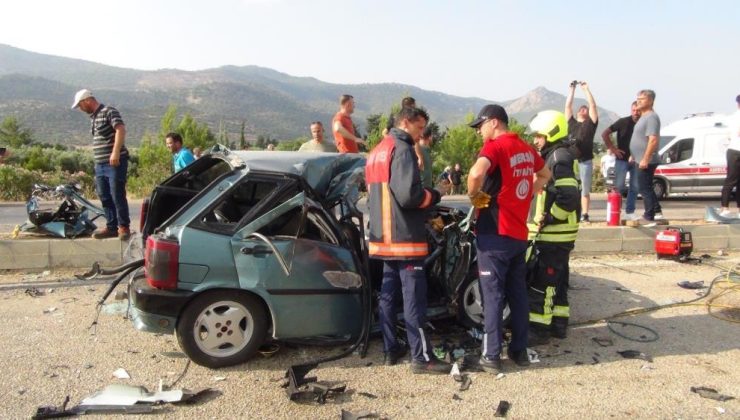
[607,188,622,226]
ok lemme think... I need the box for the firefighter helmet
[529,110,568,143]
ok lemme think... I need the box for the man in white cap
[72,89,131,240]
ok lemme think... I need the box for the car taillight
[145,236,179,290]
[139,198,150,233]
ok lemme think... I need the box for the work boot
[118,226,131,241]
[92,227,118,239]
[410,357,452,375]
[506,348,531,367]
[384,347,408,366]
[478,355,502,374]
[551,325,567,339]
[528,327,550,346]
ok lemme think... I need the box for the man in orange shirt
[332,94,366,153]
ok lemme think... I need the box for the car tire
[653,179,667,199]
[456,266,511,329]
[176,290,268,368]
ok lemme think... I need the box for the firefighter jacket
[528,141,581,243]
[366,128,440,259]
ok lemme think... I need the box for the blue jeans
[476,234,529,358]
[95,157,130,230]
[378,259,433,362]
[636,163,662,220]
[614,160,638,214]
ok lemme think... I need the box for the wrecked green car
[132,149,482,368]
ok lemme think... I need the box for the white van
[604,112,731,198]
[653,113,731,198]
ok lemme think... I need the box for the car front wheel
[457,267,510,329]
[176,290,268,368]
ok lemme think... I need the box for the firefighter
[527,110,581,343]
[366,106,450,375]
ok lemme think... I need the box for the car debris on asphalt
[690,386,735,402]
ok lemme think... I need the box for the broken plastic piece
[459,375,472,391]
[690,386,735,402]
[341,409,377,420]
[452,393,462,401]
[617,350,653,362]
[527,348,540,363]
[494,400,511,417]
[112,368,130,379]
[677,280,705,289]
[591,337,614,347]
[357,391,377,399]
[450,362,461,378]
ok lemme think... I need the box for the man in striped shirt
[72,89,131,241]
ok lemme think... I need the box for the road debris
[112,368,130,379]
[591,337,614,347]
[340,409,377,420]
[25,287,44,297]
[690,386,735,402]
[42,307,57,314]
[617,350,653,362]
[494,400,511,417]
[677,280,705,290]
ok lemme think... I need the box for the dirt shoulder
[0,254,738,418]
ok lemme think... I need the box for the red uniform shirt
[477,132,545,240]
[332,112,358,153]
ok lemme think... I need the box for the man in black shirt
[565,81,598,223]
[450,163,463,194]
[601,102,640,220]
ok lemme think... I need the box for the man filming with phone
[565,80,598,223]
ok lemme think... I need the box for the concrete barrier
[0,223,737,270]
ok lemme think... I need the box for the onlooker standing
[299,121,338,152]
[601,101,640,220]
[720,94,740,216]
[0,147,8,164]
[332,94,365,153]
[366,107,449,375]
[449,163,463,194]
[630,89,663,226]
[418,127,434,189]
[72,89,131,241]
[565,81,598,223]
[467,104,550,372]
[165,132,195,173]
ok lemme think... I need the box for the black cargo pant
[721,149,740,208]
[527,241,574,332]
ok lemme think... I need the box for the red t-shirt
[332,112,358,153]
[476,132,545,240]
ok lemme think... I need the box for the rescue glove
[429,216,445,232]
[469,190,491,209]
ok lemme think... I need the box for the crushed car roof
[221,150,366,204]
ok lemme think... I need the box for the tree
[433,114,481,177]
[239,121,247,150]
[0,116,34,147]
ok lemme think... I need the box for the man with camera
[565,80,598,223]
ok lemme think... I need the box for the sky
[1,0,738,123]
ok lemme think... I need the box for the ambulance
[652,112,731,198]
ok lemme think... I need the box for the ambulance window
[664,138,694,163]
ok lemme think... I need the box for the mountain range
[0,44,619,146]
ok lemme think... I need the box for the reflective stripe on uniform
[553,305,570,318]
[550,203,569,220]
[530,286,555,325]
[369,241,429,257]
[554,178,579,187]
[381,183,392,243]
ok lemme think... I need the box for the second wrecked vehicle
[131,148,485,368]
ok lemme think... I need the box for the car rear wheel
[176,290,267,368]
[457,267,510,329]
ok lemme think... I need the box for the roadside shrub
[0,166,96,201]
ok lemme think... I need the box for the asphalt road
[0,192,721,233]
